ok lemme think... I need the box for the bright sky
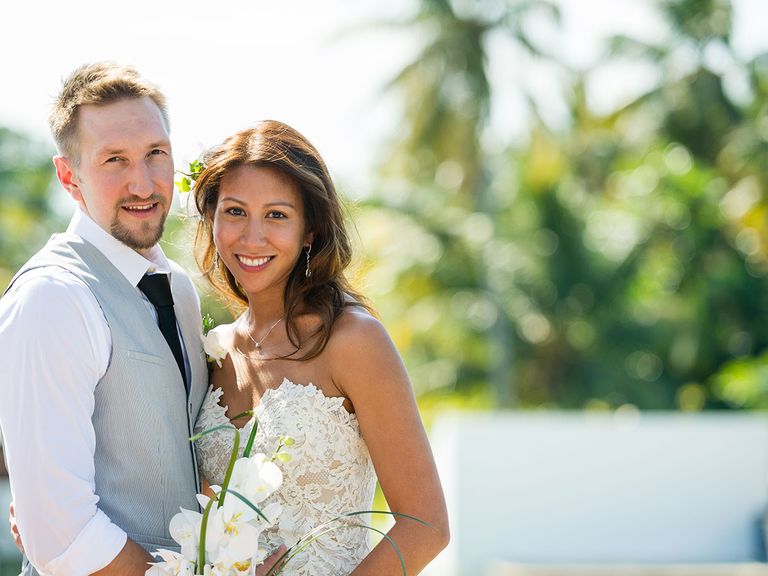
[0,1,414,194]
[1,0,766,196]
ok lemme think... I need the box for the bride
[191,120,449,575]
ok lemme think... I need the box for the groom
[0,63,209,575]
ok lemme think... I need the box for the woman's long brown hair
[194,120,371,360]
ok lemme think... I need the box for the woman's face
[212,164,312,301]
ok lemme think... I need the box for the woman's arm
[330,311,450,575]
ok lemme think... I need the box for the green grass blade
[189,423,236,443]
[226,488,271,523]
[264,521,407,576]
[264,508,432,566]
[340,509,433,529]
[242,416,260,458]
[230,409,254,421]
[264,510,428,576]
[189,413,253,443]
[297,510,433,543]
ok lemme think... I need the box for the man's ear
[53,156,82,202]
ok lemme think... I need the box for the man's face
[55,97,174,254]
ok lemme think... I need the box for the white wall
[425,412,768,576]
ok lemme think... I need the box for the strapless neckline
[216,378,356,432]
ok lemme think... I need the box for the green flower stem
[229,410,258,458]
[189,420,247,571]
[217,428,240,509]
[243,417,259,458]
[270,436,293,462]
[197,492,219,572]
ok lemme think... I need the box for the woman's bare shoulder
[324,306,398,368]
[332,306,387,342]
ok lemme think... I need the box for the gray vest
[9,233,208,574]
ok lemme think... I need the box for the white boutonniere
[201,314,227,367]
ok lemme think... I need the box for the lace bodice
[195,379,378,575]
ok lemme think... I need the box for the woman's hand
[256,545,287,576]
[8,501,23,553]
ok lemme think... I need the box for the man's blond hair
[49,62,170,163]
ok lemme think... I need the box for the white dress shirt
[0,209,181,575]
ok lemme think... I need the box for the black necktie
[137,273,188,393]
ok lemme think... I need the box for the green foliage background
[2,0,767,414]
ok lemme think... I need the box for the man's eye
[149,149,167,156]
[105,157,122,163]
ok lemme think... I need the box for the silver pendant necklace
[241,315,285,354]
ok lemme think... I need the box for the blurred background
[1,0,768,574]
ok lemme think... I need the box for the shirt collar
[67,208,172,287]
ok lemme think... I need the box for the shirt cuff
[40,510,127,576]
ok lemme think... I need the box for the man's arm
[0,269,129,574]
[92,540,153,575]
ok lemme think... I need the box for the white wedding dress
[195,379,378,575]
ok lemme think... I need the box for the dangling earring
[304,244,312,278]
[214,251,220,272]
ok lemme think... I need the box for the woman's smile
[235,254,274,270]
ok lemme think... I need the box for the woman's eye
[226,207,245,217]
[267,210,287,219]
[105,156,122,163]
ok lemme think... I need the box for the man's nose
[127,162,154,198]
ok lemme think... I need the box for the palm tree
[366,0,768,411]
[367,0,562,407]
[584,0,768,409]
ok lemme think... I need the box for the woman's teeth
[237,255,271,267]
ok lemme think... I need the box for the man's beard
[110,212,166,251]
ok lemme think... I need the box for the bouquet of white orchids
[146,409,293,576]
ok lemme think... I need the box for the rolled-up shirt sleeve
[0,268,127,575]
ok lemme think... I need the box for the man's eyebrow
[93,140,171,156]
